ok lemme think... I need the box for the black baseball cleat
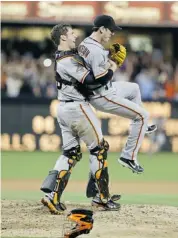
[41,195,66,215]
[146,124,157,134]
[110,194,121,202]
[92,196,121,211]
[118,157,144,174]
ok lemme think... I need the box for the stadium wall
[1,98,178,153]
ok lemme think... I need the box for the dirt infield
[2,180,178,237]
[2,179,178,194]
[1,200,178,238]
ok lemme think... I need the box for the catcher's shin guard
[96,165,109,201]
[40,170,58,193]
[86,172,98,198]
[64,209,94,238]
[41,170,71,203]
[86,173,121,201]
[41,146,82,206]
[40,169,70,214]
[89,139,110,202]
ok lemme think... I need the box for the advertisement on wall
[1,99,178,153]
[1,1,178,26]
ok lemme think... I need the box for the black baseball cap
[93,15,122,32]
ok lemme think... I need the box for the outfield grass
[2,151,178,181]
[2,190,178,207]
[1,151,178,206]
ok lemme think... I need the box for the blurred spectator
[135,67,155,100]
[164,78,175,100]
[113,64,130,82]
[152,48,163,65]
[173,63,178,100]
[148,117,167,154]
[6,72,22,97]
[1,69,7,96]
[1,46,178,101]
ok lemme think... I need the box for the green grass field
[2,151,178,206]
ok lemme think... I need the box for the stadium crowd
[1,48,178,101]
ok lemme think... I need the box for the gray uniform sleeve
[88,50,110,79]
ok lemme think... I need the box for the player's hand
[109,43,126,67]
[108,59,117,72]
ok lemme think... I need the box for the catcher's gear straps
[87,139,110,201]
[63,145,82,166]
[41,145,82,204]
[55,49,77,89]
[55,51,93,100]
[64,209,94,238]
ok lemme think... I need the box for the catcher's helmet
[64,208,94,238]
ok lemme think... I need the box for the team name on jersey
[78,45,90,58]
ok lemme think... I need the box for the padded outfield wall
[1,98,178,153]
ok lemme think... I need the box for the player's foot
[110,194,122,202]
[146,124,157,134]
[92,195,121,211]
[41,195,66,215]
[118,157,144,174]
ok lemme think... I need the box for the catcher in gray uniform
[78,15,157,174]
[40,24,121,216]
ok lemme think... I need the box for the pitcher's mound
[1,200,178,238]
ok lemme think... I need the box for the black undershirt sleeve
[83,69,113,86]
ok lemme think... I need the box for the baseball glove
[109,43,126,67]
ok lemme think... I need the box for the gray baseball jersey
[56,56,89,101]
[78,37,149,162]
[54,53,104,182]
[78,37,116,98]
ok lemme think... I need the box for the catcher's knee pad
[64,209,93,238]
[90,139,109,161]
[88,139,110,200]
[63,145,82,167]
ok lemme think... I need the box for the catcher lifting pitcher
[40,15,126,222]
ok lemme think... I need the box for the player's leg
[78,103,121,210]
[112,81,157,134]
[90,94,149,173]
[112,81,142,105]
[40,103,82,214]
[40,126,81,214]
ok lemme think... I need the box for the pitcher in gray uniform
[78,15,156,174]
[40,23,121,215]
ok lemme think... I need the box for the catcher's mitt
[109,43,126,67]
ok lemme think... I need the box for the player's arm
[69,55,107,86]
[68,55,116,86]
[81,63,117,86]
[89,51,117,83]
[108,59,117,72]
